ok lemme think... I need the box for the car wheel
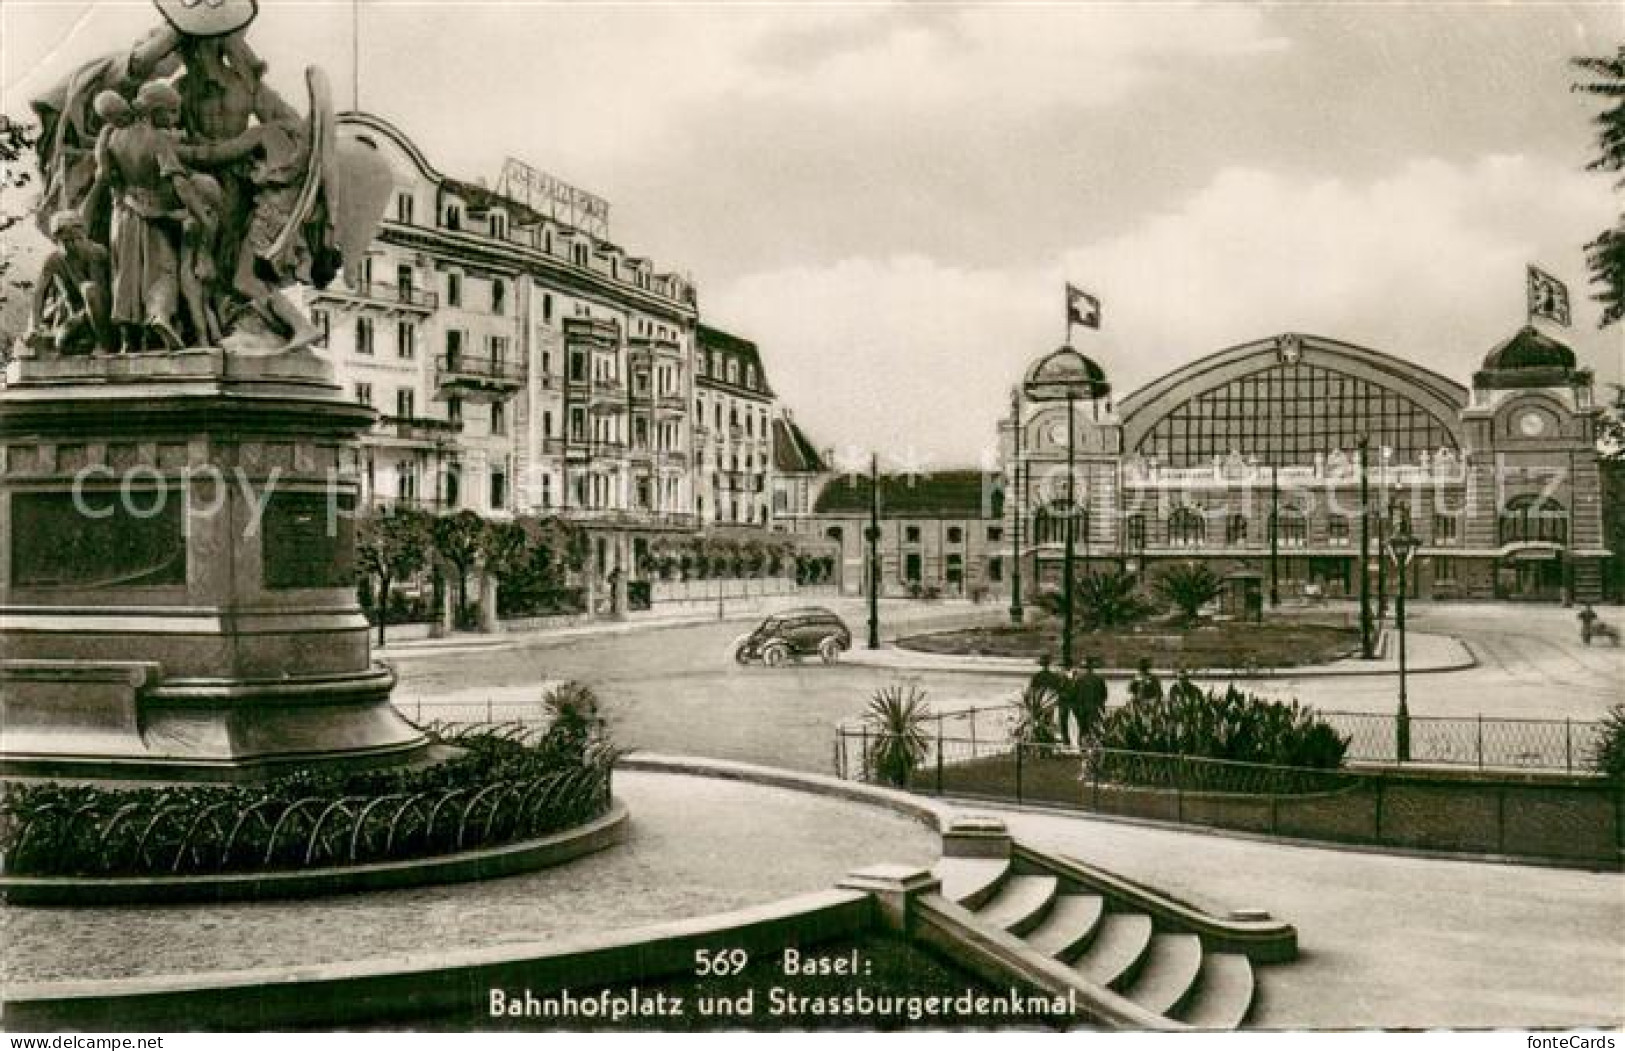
[734,643,753,665]
[762,643,789,667]
[818,636,842,664]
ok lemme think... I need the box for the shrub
[1155,563,1223,623]
[1009,685,1061,746]
[0,689,619,878]
[863,685,932,788]
[1098,683,1349,770]
[1593,703,1625,783]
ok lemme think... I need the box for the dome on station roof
[1481,326,1577,372]
[1022,345,1111,401]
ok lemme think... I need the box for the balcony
[369,494,446,514]
[316,280,438,314]
[435,352,524,398]
[657,393,687,414]
[562,316,621,349]
[373,414,463,447]
[559,508,700,532]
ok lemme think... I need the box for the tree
[1574,47,1625,326]
[355,505,432,646]
[1,116,44,356]
[1068,569,1153,630]
[432,509,485,628]
[1155,562,1224,623]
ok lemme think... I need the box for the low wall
[1074,769,1622,869]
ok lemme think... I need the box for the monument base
[0,349,430,782]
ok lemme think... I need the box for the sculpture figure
[27,211,112,356]
[27,0,390,357]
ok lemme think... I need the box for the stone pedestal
[0,349,429,781]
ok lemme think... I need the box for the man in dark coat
[1062,655,1109,746]
[1128,657,1163,704]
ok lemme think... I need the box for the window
[395,192,414,224]
[355,382,373,406]
[490,213,507,240]
[987,556,1004,583]
[904,552,922,583]
[1225,514,1248,545]
[489,335,509,369]
[573,242,589,267]
[569,407,586,441]
[1327,515,1350,546]
[396,264,415,300]
[746,364,757,389]
[544,229,554,254]
[826,526,843,543]
[447,396,462,424]
[543,410,553,437]
[1272,511,1308,548]
[1433,556,1456,583]
[444,203,461,230]
[541,473,553,508]
[492,279,506,316]
[904,526,921,544]
[945,553,964,586]
[395,388,414,419]
[1126,514,1146,550]
[988,526,1003,542]
[491,402,506,436]
[490,469,507,509]
[354,317,374,355]
[311,308,330,346]
[396,320,415,359]
[1433,514,1458,545]
[542,293,554,323]
[1498,495,1568,545]
[727,360,739,385]
[1168,507,1205,547]
[445,329,463,367]
[446,272,461,307]
[1034,501,1084,545]
[569,351,587,383]
[947,526,963,544]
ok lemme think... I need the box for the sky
[3,1,1621,468]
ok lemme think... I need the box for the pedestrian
[1029,652,1067,698]
[1168,666,1202,706]
[1061,655,1109,746]
[1128,657,1163,704]
[1578,603,1597,645]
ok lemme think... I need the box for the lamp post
[1268,463,1280,609]
[1023,346,1110,670]
[1009,387,1025,625]
[866,452,881,650]
[1386,523,1420,764]
[1357,434,1374,659]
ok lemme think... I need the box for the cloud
[708,154,1619,464]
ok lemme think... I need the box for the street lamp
[867,452,881,650]
[1385,522,1420,764]
[1357,434,1374,660]
[1023,346,1110,669]
[1009,387,1025,625]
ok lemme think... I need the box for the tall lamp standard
[1385,521,1420,763]
[1023,347,1111,669]
[1357,433,1374,660]
[1009,387,1025,624]
[866,452,881,650]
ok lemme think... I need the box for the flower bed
[1,688,617,879]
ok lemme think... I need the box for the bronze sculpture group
[26,1,389,358]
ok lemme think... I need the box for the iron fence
[836,699,1606,778]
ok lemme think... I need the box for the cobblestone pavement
[1,772,938,985]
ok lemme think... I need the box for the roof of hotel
[812,470,992,519]
[773,416,826,474]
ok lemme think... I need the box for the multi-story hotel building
[694,324,776,527]
[307,112,779,598]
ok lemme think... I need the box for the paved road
[390,599,1622,775]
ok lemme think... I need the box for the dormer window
[395,192,414,224]
[490,212,507,239]
[726,360,739,385]
[745,365,757,389]
[573,242,590,267]
[444,203,462,231]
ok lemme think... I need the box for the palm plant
[862,684,932,788]
[1155,562,1223,623]
[1074,569,1154,629]
[1009,684,1061,746]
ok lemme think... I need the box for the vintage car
[733,607,852,666]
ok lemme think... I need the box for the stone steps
[930,843,1271,1030]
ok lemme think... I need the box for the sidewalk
[839,627,1476,679]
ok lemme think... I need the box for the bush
[1098,683,1349,770]
[1155,563,1223,623]
[863,684,931,788]
[1593,703,1625,783]
[0,685,619,878]
[1009,685,1061,746]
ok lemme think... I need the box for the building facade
[695,324,775,527]
[307,113,794,602]
[1002,329,1609,604]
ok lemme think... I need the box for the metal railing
[836,699,1606,776]
[436,353,525,385]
